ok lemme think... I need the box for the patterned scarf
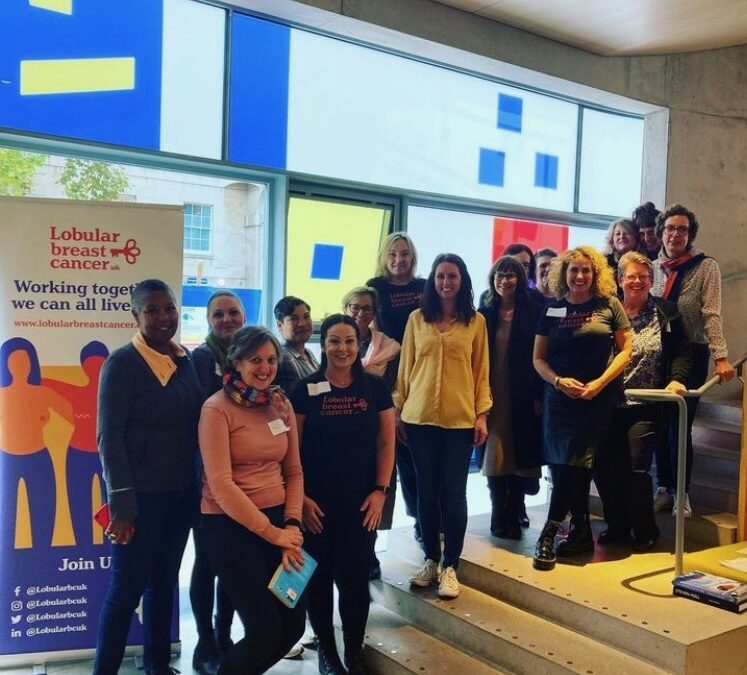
[205,332,229,375]
[223,368,284,408]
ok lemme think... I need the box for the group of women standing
[92,201,734,674]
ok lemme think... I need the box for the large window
[183,203,213,253]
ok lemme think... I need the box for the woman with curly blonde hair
[531,246,632,571]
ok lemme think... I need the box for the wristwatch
[284,518,302,529]
[373,485,390,495]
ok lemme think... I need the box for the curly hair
[603,218,644,257]
[655,203,699,249]
[547,246,617,299]
[632,201,660,230]
[373,232,419,281]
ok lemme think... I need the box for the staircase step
[373,553,667,675]
[692,449,740,481]
[364,604,504,674]
[697,400,742,426]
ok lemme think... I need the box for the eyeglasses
[495,272,518,281]
[346,303,375,315]
[622,273,652,282]
[663,225,689,235]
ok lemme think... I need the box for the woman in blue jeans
[94,280,203,675]
[394,254,491,599]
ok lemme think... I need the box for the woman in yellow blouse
[394,253,491,599]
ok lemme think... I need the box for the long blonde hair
[373,232,419,281]
[547,246,617,299]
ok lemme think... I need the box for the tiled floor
[1,473,545,674]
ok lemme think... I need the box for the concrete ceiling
[433,0,747,55]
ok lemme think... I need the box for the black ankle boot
[556,519,594,557]
[192,634,220,675]
[345,647,366,674]
[533,521,560,571]
[214,616,233,655]
[318,640,347,675]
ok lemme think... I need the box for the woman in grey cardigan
[93,279,203,675]
[651,204,735,518]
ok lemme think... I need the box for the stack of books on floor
[672,571,747,613]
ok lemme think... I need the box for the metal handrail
[625,351,747,577]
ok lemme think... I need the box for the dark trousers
[547,464,591,525]
[203,507,305,675]
[657,343,709,492]
[190,523,234,639]
[304,505,375,654]
[396,439,420,531]
[595,405,663,540]
[406,424,474,569]
[93,487,195,674]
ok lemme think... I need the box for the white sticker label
[268,419,291,436]
[307,381,332,396]
[214,362,222,377]
[546,306,567,318]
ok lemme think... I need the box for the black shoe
[369,556,382,580]
[632,536,658,553]
[556,523,594,557]
[345,648,366,675]
[533,521,560,571]
[145,668,180,675]
[519,503,530,528]
[597,529,631,546]
[214,617,233,655]
[192,636,220,675]
[318,642,347,675]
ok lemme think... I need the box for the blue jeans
[93,487,196,674]
[406,424,473,569]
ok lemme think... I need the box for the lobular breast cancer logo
[48,226,141,271]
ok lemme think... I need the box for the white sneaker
[672,493,692,518]
[283,643,305,659]
[438,566,460,598]
[409,559,439,587]
[653,487,673,513]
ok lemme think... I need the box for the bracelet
[284,518,302,529]
[553,376,561,390]
[373,485,389,495]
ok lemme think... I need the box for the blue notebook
[268,549,318,608]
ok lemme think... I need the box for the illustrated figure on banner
[0,337,74,551]
[43,340,110,548]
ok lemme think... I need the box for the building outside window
[183,202,213,253]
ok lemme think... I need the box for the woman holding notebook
[199,326,305,674]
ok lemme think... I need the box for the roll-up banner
[0,196,183,666]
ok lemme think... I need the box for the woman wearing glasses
[478,257,543,540]
[651,204,735,517]
[343,286,401,578]
[595,252,692,551]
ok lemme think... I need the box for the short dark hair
[319,314,365,381]
[632,201,660,229]
[503,243,536,282]
[536,248,557,259]
[656,204,699,248]
[421,253,475,325]
[273,296,310,322]
[484,256,529,307]
[227,326,280,365]
[131,279,175,312]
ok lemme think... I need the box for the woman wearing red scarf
[651,204,735,518]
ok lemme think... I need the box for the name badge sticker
[268,419,291,436]
[307,381,332,396]
[214,363,222,377]
[546,306,567,318]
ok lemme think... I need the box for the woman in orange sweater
[198,326,305,675]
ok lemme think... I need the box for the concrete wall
[297,0,747,397]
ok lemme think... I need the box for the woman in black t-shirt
[366,232,426,544]
[291,314,395,675]
[532,247,632,571]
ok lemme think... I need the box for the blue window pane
[478,148,505,187]
[310,243,344,280]
[498,94,523,132]
[535,153,559,189]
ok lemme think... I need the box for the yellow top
[394,310,492,429]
